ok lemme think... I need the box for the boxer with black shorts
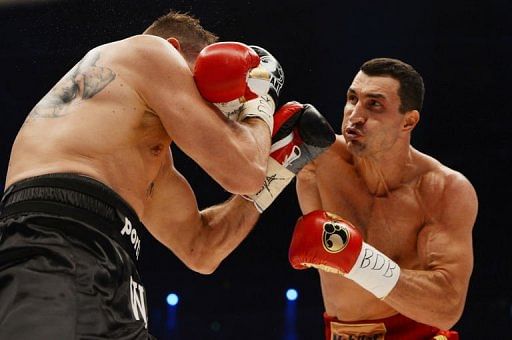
[289,58,478,339]
[0,10,295,339]
[0,9,337,338]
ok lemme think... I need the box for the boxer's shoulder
[96,35,187,76]
[314,135,351,166]
[413,150,477,213]
[112,34,172,52]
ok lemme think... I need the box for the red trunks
[324,312,459,339]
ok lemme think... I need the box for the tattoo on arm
[27,50,116,120]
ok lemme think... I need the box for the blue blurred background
[1,0,511,338]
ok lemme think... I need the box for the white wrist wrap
[239,95,275,135]
[247,157,294,212]
[213,99,245,121]
[345,242,401,299]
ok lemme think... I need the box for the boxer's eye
[369,100,381,108]
[347,95,357,105]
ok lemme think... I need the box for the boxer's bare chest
[316,159,427,266]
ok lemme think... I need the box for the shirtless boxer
[289,58,478,339]
[0,10,296,339]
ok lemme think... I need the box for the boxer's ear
[402,110,419,132]
[167,38,181,51]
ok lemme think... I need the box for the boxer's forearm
[198,119,271,195]
[239,117,272,172]
[296,163,323,213]
[193,195,260,273]
[383,268,467,330]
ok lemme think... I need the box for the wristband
[345,242,401,299]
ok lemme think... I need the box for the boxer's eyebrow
[366,93,386,99]
[347,88,386,99]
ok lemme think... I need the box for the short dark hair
[360,58,424,113]
[143,10,218,60]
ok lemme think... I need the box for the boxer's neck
[353,144,414,196]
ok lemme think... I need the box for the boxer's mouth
[345,126,363,140]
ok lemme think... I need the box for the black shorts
[0,173,154,339]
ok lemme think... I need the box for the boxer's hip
[0,172,144,264]
[0,173,150,338]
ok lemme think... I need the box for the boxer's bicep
[142,158,205,267]
[417,173,477,294]
[296,161,323,214]
[126,39,267,194]
[124,37,231,155]
[129,38,224,137]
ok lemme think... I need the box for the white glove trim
[270,133,293,153]
[239,95,275,135]
[247,66,271,97]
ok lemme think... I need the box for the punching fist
[246,102,335,212]
[289,210,401,299]
[193,42,282,132]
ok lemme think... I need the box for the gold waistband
[330,321,386,340]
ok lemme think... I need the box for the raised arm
[143,102,335,274]
[125,36,272,194]
[296,136,343,214]
[296,161,323,214]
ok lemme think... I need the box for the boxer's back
[6,35,173,213]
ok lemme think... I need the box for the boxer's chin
[346,140,367,156]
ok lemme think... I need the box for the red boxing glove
[193,41,270,103]
[246,102,335,212]
[270,102,335,173]
[289,210,401,299]
[194,42,276,131]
